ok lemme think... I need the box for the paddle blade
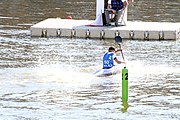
[115,36,122,44]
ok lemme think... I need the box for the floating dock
[31,18,180,40]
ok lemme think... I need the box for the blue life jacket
[103,52,115,69]
[111,0,124,11]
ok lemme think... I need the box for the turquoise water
[0,0,180,119]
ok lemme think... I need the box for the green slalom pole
[122,67,128,101]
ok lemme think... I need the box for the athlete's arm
[114,57,126,64]
[115,49,122,53]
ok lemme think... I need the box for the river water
[0,0,180,120]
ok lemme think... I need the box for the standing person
[103,47,125,69]
[105,0,128,26]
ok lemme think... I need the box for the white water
[0,0,180,119]
[0,38,179,120]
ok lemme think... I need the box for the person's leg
[115,9,123,26]
[105,9,111,26]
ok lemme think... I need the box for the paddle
[115,36,125,61]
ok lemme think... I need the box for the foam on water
[0,0,180,119]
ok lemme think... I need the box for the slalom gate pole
[122,66,128,101]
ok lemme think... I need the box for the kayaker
[103,47,125,69]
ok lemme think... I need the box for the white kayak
[94,66,121,77]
